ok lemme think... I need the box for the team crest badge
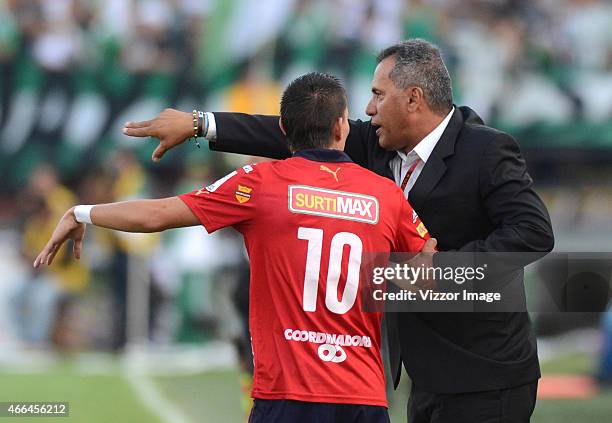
[235,185,253,203]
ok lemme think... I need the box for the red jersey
[179,149,428,407]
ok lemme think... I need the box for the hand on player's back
[33,208,86,268]
[411,238,438,290]
[123,108,193,162]
[390,238,438,291]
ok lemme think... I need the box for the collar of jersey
[292,148,353,163]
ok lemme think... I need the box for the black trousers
[408,381,538,423]
[249,399,389,423]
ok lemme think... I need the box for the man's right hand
[390,238,438,291]
[412,237,438,290]
[123,108,194,162]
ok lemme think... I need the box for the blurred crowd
[1,150,249,352]
[0,0,610,374]
[0,0,610,123]
[0,0,611,187]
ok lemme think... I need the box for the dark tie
[400,159,420,191]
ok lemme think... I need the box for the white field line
[123,367,191,423]
[0,343,238,423]
[120,342,237,423]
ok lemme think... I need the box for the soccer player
[34,72,434,422]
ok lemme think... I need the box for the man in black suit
[124,39,554,422]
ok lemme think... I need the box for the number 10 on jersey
[298,227,363,314]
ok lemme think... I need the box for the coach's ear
[279,117,287,136]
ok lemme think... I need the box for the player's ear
[332,116,343,141]
[341,108,350,138]
[278,117,287,136]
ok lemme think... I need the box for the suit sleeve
[459,133,554,254]
[393,192,429,253]
[209,113,290,159]
[209,112,372,166]
[344,119,371,168]
[178,165,262,233]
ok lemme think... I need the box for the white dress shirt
[389,107,454,197]
[204,112,217,141]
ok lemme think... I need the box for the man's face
[365,57,411,151]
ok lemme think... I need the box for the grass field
[0,361,163,423]
[530,353,612,423]
[0,352,610,423]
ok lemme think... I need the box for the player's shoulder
[230,161,277,178]
[204,162,267,192]
[346,163,403,194]
[237,162,262,174]
[341,164,408,213]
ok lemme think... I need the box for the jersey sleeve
[393,191,430,253]
[178,164,262,233]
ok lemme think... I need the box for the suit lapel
[408,155,446,210]
[372,148,396,181]
[408,108,464,210]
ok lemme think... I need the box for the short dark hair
[280,72,347,151]
[377,39,453,115]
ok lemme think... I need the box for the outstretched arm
[123,109,372,167]
[123,109,194,162]
[33,197,198,267]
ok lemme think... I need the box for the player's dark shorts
[248,399,389,423]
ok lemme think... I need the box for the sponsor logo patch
[284,328,373,364]
[416,222,428,238]
[320,165,341,182]
[288,185,379,224]
[235,184,253,203]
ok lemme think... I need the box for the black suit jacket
[210,106,554,393]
